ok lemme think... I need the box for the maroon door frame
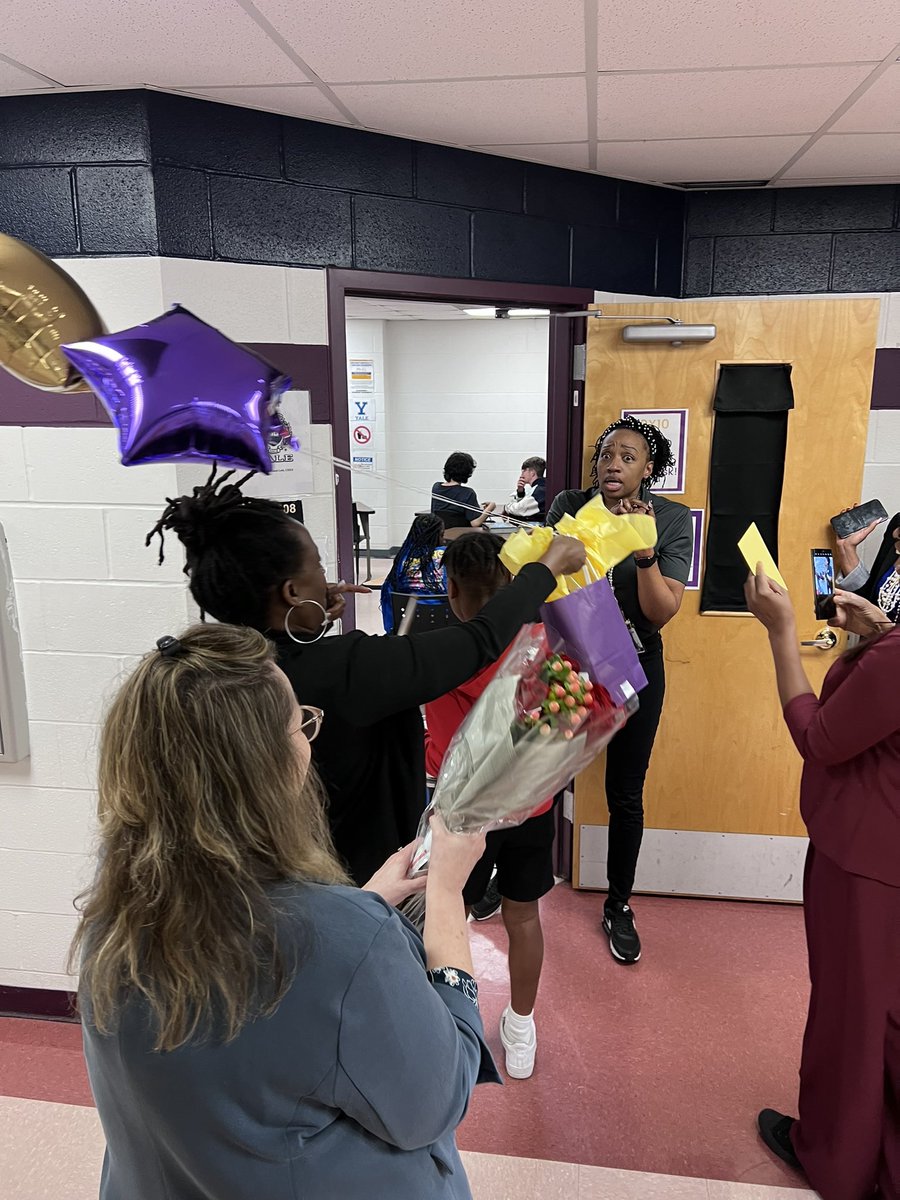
[326,269,593,628]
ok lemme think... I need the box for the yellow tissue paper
[500,495,658,602]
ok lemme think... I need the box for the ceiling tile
[254,0,585,82]
[476,143,592,171]
[176,85,346,124]
[597,0,898,70]
[0,59,54,90]
[830,66,900,132]
[334,78,587,145]
[597,65,872,140]
[0,0,306,87]
[596,136,808,183]
[780,132,900,179]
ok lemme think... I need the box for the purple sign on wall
[687,509,705,591]
[622,408,688,494]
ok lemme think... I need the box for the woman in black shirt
[546,416,692,967]
[431,451,496,536]
[148,467,585,884]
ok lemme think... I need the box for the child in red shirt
[425,533,555,1080]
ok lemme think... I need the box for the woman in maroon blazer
[745,568,900,1200]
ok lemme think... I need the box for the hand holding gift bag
[500,498,657,704]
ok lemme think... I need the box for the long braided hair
[384,514,447,595]
[146,466,307,630]
[590,414,676,494]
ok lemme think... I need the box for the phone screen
[812,551,834,597]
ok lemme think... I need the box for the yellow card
[738,523,787,589]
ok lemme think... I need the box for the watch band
[636,553,659,569]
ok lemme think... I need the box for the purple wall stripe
[871,347,900,411]
[0,984,79,1022]
[0,344,333,427]
[2,346,895,427]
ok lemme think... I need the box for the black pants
[604,643,666,908]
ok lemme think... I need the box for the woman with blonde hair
[75,623,494,1200]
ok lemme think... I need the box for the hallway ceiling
[1,0,898,187]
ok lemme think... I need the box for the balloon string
[295,445,540,531]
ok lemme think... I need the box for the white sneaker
[499,1006,537,1079]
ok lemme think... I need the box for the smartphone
[811,549,836,620]
[830,499,888,540]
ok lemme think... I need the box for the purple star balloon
[62,305,291,473]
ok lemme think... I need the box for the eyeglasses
[294,705,324,743]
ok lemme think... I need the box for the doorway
[575,297,880,899]
[326,270,594,628]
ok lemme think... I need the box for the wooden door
[573,299,880,888]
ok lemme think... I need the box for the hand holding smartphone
[830,500,888,541]
[811,549,836,620]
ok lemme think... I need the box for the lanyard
[607,566,645,655]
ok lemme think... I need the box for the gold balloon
[0,233,104,393]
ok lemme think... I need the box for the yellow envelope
[738,523,787,589]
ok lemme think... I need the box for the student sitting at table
[503,457,547,523]
[381,515,448,633]
[432,452,495,539]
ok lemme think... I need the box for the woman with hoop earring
[147,468,587,884]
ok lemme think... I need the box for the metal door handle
[801,629,837,650]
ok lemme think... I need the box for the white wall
[0,256,332,990]
[383,318,549,547]
[345,320,390,551]
[862,293,900,538]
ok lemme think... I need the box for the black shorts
[462,803,557,906]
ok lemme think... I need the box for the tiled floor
[1,884,811,1192]
[460,885,809,1189]
[0,1096,817,1199]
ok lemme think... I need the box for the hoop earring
[283,600,330,645]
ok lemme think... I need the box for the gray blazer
[82,884,499,1199]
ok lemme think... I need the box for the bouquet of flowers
[403,623,636,926]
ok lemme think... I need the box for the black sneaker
[757,1109,803,1174]
[471,878,502,921]
[603,902,641,964]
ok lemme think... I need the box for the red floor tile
[0,1017,93,1107]
[0,885,810,1187]
[458,884,809,1189]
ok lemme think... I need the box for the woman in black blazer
[834,511,900,624]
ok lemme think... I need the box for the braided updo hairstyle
[590,414,675,492]
[146,466,308,630]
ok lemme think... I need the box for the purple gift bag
[540,577,647,706]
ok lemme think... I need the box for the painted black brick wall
[683,186,900,295]
[0,89,682,294]
[2,89,897,298]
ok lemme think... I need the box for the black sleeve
[335,563,555,725]
[545,491,573,528]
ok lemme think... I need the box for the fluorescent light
[461,307,550,318]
